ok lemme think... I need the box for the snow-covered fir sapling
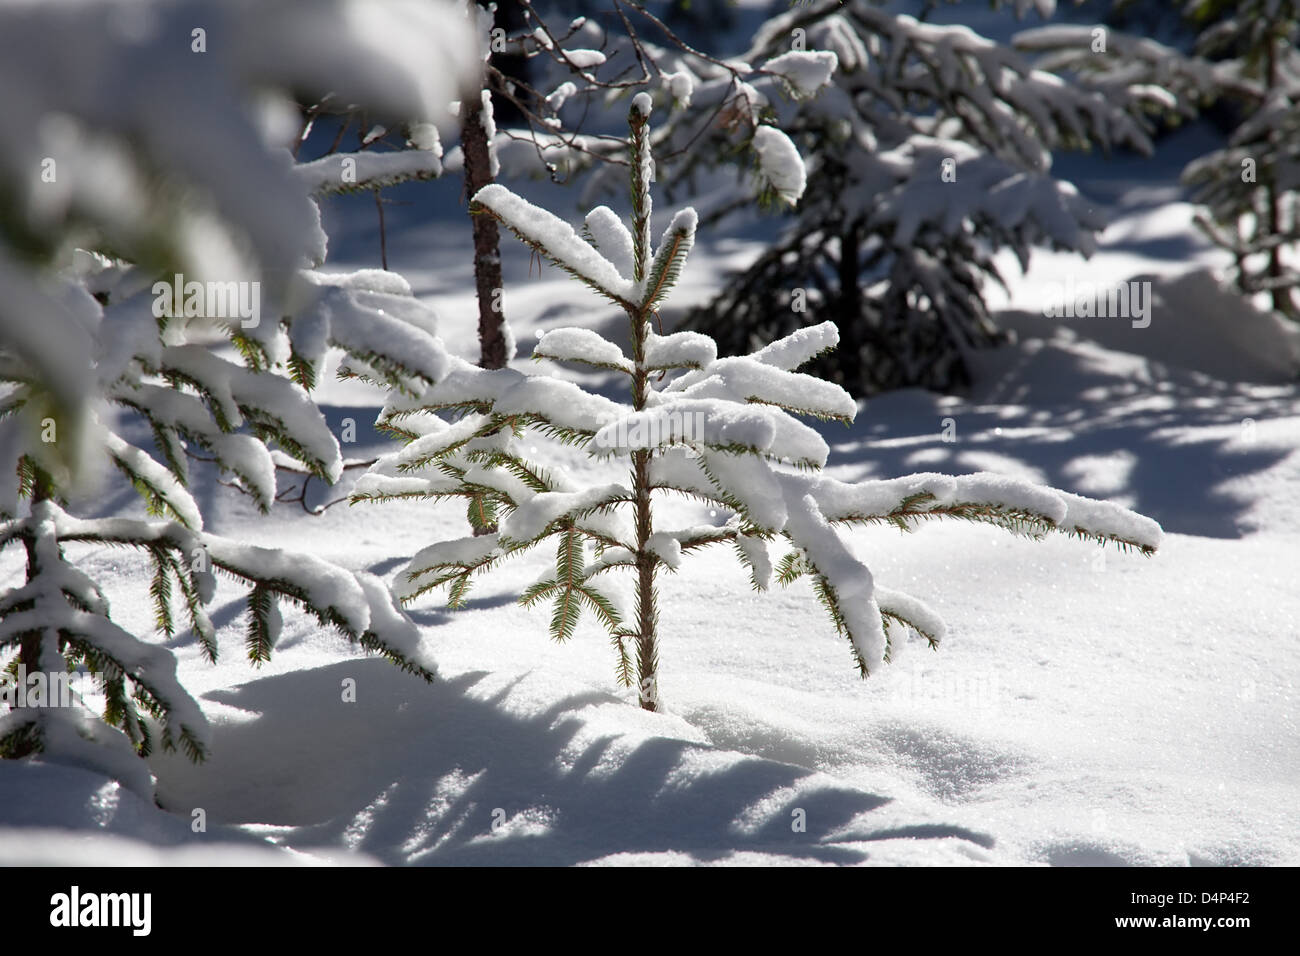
[354,97,1163,712]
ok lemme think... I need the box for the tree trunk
[461,93,507,371]
[462,82,507,537]
[632,448,657,711]
[1265,39,1288,318]
[630,298,658,711]
[626,106,659,710]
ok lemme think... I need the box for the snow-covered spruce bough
[354,98,1164,712]
[0,267,448,796]
[0,0,477,793]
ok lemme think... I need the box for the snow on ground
[3,137,1298,867]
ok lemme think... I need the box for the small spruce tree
[355,98,1163,712]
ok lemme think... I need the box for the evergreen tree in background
[1183,0,1300,321]
[1019,0,1300,323]
[685,0,1161,396]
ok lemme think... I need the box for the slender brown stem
[462,59,510,535]
[632,446,657,711]
[630,312,657,710]
[462,92,508,371]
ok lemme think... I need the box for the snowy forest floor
[3,129,1298,866]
